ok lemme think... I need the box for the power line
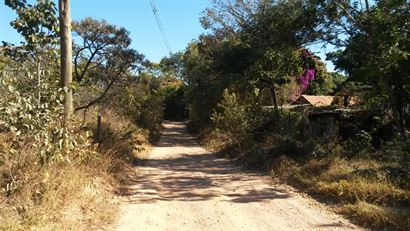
[143,2,168,56]
[152,0,172,54]
[149,0,172,55]
[150,0,171,54]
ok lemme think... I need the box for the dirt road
[112,121,362,231]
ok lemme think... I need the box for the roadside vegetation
[0,1,182,229]
[168,0,408,230]
[1,0,408,230]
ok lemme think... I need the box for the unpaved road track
[111,121,362,231]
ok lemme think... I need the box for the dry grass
[0,158,117,230]
[0,109,152,230]
[203,125,409,231]
[342,201,410,231]
[270,156,410,231]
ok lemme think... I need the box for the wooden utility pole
[59,0,73,126]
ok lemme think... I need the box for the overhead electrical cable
[149,0,171,54]
[149,0,172,55]
[143,2,168,56]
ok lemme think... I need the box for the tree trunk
[37,59,41,108]
[364,0,370,11]
[269,84,279,117]
[59,0,73,127]
[392,73,407,137]
[96,112,102,142]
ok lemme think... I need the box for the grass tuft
[342,201,410,231]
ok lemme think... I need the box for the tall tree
[59,0,73,126]
[325,0,409,136]
[72,18,145,111]
[240,0,324,113]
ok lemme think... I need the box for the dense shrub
[0,54,155,230]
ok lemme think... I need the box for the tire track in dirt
[111,121,363,231]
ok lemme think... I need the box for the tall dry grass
[269,156,410,231]
[0,109,152,230]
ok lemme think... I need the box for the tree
[200,0,272,39]
[239,0,324,113]
[73,18,132,82]
[72,18,145,111]
[159,52,184,79]
[59,0,73,126]
[325,0,409,136]
[182,0,329,128]
[4,0,59,54]
[4,0,60,109]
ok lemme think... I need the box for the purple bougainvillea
[291,49,317,102]
[298,49,316,93]
[299,68,316,92]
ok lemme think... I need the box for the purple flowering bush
[298,49,316,93]
[299,68,316,92]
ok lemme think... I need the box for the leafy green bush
[0,63,93,164]
[108,74,164,141]
[210,89,256,153]
[211,90,250,136]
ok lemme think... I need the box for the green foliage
[108,72,164,139]
[4,0,59,56]
[211,89,250,137]
[157,54,188,120]
[184,1,338,131]
[183,42,228,131]
[209,89,267,153]
[159,52,184,79]
[0,4,161,230]
[0,61,93,163]
[73,18,146,111]
[306,65,347,95]
[326,0,409,135]
[160,82,187,121]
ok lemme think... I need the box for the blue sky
[0,0,335,70]
[1,0,210,62]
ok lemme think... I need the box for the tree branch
[74,64,128,111]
